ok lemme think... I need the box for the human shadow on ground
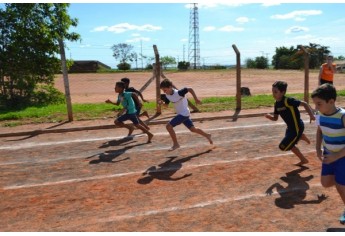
[265,166,327,209]
[86,137,146,164]
[137,149,213,184]
[326,228,345,232]
[6,121,71,141]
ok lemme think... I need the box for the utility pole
[140,40,143,70]
[188,3,200,69]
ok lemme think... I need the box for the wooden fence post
[299,45,310,103]
[232,44,241,111]
[58,38,73,121]
[153,45,162,115]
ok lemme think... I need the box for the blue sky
[21,1,345,68]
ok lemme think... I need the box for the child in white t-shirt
[158,79,213,151]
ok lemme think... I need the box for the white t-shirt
[165,88,190,116]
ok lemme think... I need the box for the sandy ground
[1,70,345,232]
[54,69,345,104]
[1,113,345,232]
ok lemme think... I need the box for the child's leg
[166,123,180,150]
[189,126,213,144]
[140,111,150,119]
[336,184,345,224]
[115,120,134,136]
[300,133,311,144]
[138,117,150,130]
[336,184,345,204]
[291,146,309,165]
[134,124,153,143]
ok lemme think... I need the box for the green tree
[111,43,136,70]
[245,58,256,68]
[0,3,80,108]
[255,56,268,69]
[160,56,176,69]
[177,61,190,71]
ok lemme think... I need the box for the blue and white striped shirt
[317,107,345,154]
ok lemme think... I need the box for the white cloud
[126,37,150,43]
[181,38,188,42]
[261,2,280,7]
[271,10,322,21]
[92,23,162,33]
[236,17,255,24]
[184,2,245,9]
[219,25,244,32]
[203,26,216,31]
[285,26,310,34]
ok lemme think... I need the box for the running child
[120,77,150,119]
[265,81,315,165]
[105,81,153,143]
[158,78,212,151]
[311,83,345,224]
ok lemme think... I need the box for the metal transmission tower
[188,3,200,69]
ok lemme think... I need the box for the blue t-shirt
[117,92,137,114]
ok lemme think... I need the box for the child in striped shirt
[312,83,345,225]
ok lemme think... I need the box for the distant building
[68,60,111,73]
[335,60,345,73]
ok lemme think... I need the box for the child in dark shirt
[265,81,315,165]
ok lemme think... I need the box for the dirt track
[54,69,345,104]
[1,114,345,232]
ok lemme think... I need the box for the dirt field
[54,69,345,104]
[2,70,345,232]
[1,113,345,232]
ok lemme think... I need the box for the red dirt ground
[2,70,345,232]
[54,69,345,104]
[1,113,345,232]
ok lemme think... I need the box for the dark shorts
[116,113,139,125]
[320,79,333,85]
[279,124,304,151]
[321,156,345,185]
[169,115,194,129]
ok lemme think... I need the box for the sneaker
[340,210,345,225]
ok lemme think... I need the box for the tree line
[246,43,344,70]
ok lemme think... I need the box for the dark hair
[311,83,337,102]
[160,78,173,88]
[115,81,125,89]
[121,77,130,84]
[272,81,288,92]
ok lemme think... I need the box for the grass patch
[0,91,340,127]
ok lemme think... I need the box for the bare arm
[187,88,201,105]
[265,113,279,121]
[105,99,120,106]
[300,101,315,123]
[316,126,323,161]
[131,93,142,109]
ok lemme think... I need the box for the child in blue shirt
[105,81,153,143]
[311,83,345,225]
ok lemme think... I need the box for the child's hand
[309,114,315,123]
[195,99,202,105]
[105,99,111,104]
[264,114,271,119]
